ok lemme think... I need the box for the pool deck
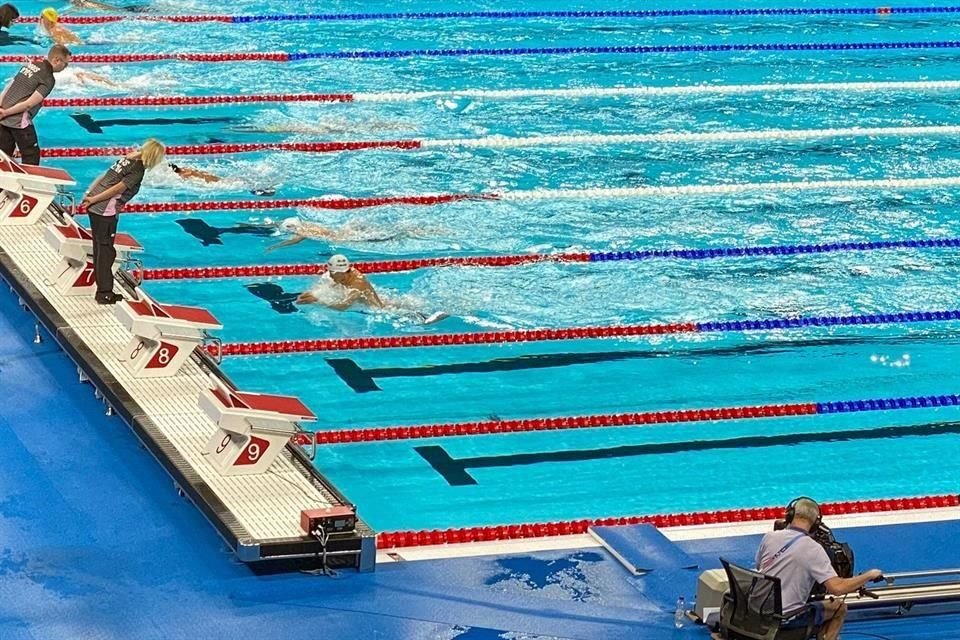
[3,277,960,639]
[0,209,374,568]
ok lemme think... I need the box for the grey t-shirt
[755,527,838,612]
[0,60,55,129]
[85,157,146,217]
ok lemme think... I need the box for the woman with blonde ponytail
[81,138,165,304]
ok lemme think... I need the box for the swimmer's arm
[359,282,385,308]
[76,71,122,88]
[49,26,82,45]
[177,166,220,183]
[264,235,305,253]
[295,291,318,305]
[327,290,363,311]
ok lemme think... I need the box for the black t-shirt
[0,60,54,128]
[85,157,146,216]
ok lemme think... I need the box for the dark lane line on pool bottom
[324,332,949,393]
[415,420,960,485]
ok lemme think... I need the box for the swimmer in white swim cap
[296,254,384,310]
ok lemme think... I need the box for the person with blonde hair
[39,8,81,45]
[81,139,165,304]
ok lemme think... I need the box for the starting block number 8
[128,340,180,370]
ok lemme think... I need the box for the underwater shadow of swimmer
[71,113,237,134]
[245,283,301,314]
[176,219,276,247]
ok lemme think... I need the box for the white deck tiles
[0,213,334,542]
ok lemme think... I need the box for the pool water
[11,0,960,530]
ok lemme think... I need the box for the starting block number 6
[11,194,38,218]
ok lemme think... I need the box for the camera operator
[755,497,883,640]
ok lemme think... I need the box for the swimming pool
[12,0,960,532]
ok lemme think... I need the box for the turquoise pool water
[12,0,960,530]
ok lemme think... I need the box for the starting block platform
[44,218,143,296]
[0,154,75,226]
[116,293,222,378]
[0,208,374,569]
[200,376,316,476]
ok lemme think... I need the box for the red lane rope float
[215,309,960,357]
[376,494,960,548]
[45,93,356,108]
[222,321,701,356]
[0,53,291,63]
[301,401,820,444]
[44,140,420,158]
[141,253,591,281]
[112,193,487,214]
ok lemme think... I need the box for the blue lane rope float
[285,40,960,61]
[230,7,960,23]
[589,237,960,263]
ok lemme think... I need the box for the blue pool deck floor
[2,281,960,640]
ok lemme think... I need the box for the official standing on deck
[0,44,70,164]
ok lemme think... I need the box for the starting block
[115,290,221,378]
[43,218,143,296]
[0,153,75,226]
[200,375,316,476]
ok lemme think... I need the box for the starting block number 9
[235,435,270,466]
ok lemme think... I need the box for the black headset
[785,496,822,528]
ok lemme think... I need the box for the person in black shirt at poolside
[0,44,69,164]
[80,139,166,304]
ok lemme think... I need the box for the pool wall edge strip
[0,246,375,569]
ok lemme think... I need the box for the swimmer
[71,0,149,11]
[296,254,384,310]
[264,216,406,252]
[296,254,449,323]
[62,67,121,88]
[39,8,81,45]
[231,117,413,135]
[168,162,276,196]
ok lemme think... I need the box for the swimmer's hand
[295,292,318,305]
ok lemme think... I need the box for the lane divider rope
[301,393,960,444]
[21,6,960,24]
[41,79,960,109]
[44,124,960,158]
[10,40,960,65]
[117,193,490,214]
[142,237,960,281]
[117,175,960,214]
[215,309,960,357]
[375,495,960,548]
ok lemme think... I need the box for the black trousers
[88,212,118,296]
[0,124,40,165]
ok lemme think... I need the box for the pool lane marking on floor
[414,420,960,485]
[321,332,945,392]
